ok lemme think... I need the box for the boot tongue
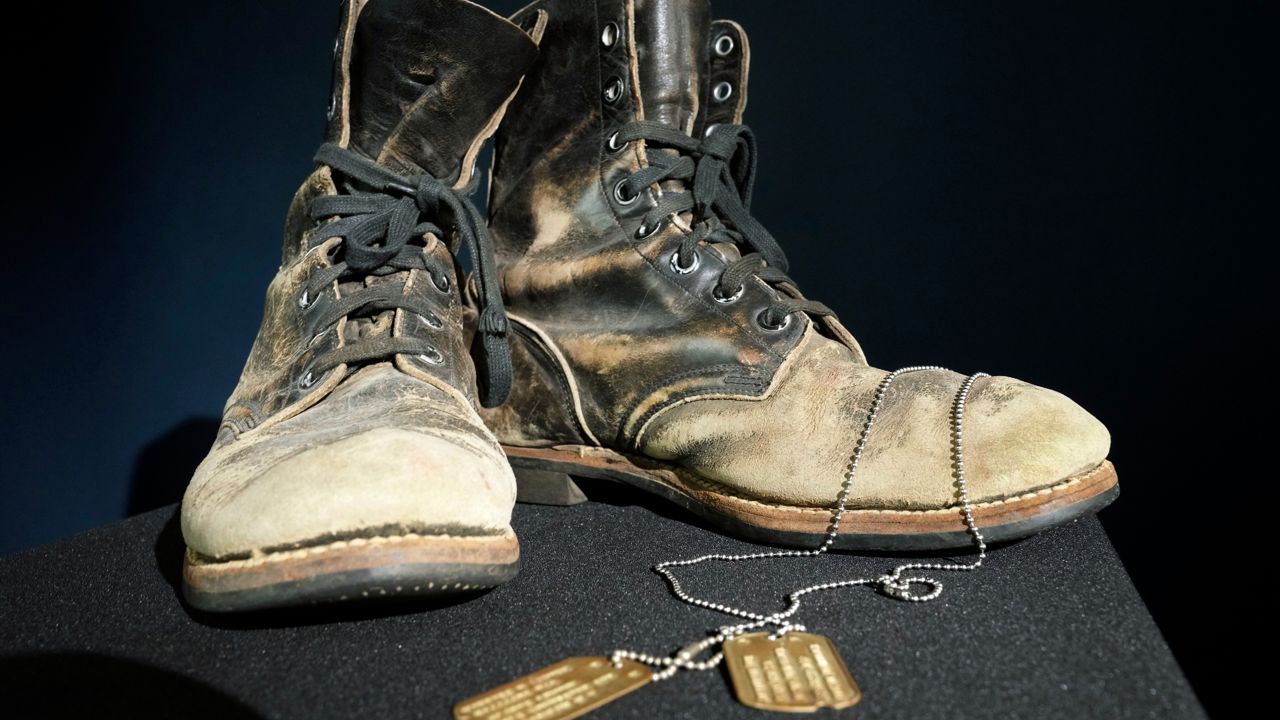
[632,0,710,133]
[347,0,537,185]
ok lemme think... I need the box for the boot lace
[611,121,834,329]
[300,143,511,406]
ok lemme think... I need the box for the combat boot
[181,0,542,611]
[484,0,1116,550]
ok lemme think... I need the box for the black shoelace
[611,121,834,329]
[300,143,510,407]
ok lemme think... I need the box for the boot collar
[325,0,539,187]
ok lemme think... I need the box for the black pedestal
[0,489,1203,719]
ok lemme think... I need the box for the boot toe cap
[963,376,1111,503]
[182,426,515,560]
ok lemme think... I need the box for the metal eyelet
[603,76,625,104]
[417,312,443,330]
[606,131,627,153]
[417,346,444,365]
[601,22,619,48]
[298,289,311,309]
[613,179,639,206]
[307,328,329,348]
[712,284,745,304]
[756,309,792,332]
[712,82,733,103]
[636,220,664,240]
[333,35,341,57]
[299,371,317,389]
[714,34,735,57]
[433,272,451,293]
[670,249,700,274]
[704,123,719,138]
[326,94,337,120]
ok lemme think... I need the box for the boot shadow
[127,417,220,516]
[0,652,265,720]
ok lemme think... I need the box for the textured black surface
[0,488,1203,720]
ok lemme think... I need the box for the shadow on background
[127,418,220,516]
[0,653,264,720]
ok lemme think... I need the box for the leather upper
[346,0,538,183]
[484,0,1112,510]
[700,19,749,131]
[631,0,709,133]
[223,0,538,440]
[184,0,539,556]
[185,365,514,558]
[490,0,826,447]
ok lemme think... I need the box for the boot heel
[514,467,588,506]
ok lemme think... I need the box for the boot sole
[506,445,1118,551]
[182,529,520,613]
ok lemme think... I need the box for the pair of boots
[181,0,1116,612]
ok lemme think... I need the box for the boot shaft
[331,0,538,183]
[226,0,540,434]
[485,0,868,447]
[491,1,758,259]
[489,0,812,444]
[492,0,737,260]
[284,0,539,266]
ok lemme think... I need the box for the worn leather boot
[180,0,542,611]
[484,0,1117,551]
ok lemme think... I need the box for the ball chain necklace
[456,368,991,718]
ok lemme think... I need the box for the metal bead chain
[612,368,991,680]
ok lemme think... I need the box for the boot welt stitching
[678,471,1095,517]
[187,529,515,569]
[516,444,1112,518]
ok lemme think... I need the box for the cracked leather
[216,0,538,446]
[187,0,541,558]
[486,0,856,448]
[484,0,1112,514]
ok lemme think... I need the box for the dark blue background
[1,1,1260,712]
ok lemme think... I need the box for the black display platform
[1,487,1203,720]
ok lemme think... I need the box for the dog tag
[454,657,652,720]
[722,632,861,712]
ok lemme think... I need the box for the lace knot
[412,175,445,215]
[698,125,740,161]
[302,143,512,407]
